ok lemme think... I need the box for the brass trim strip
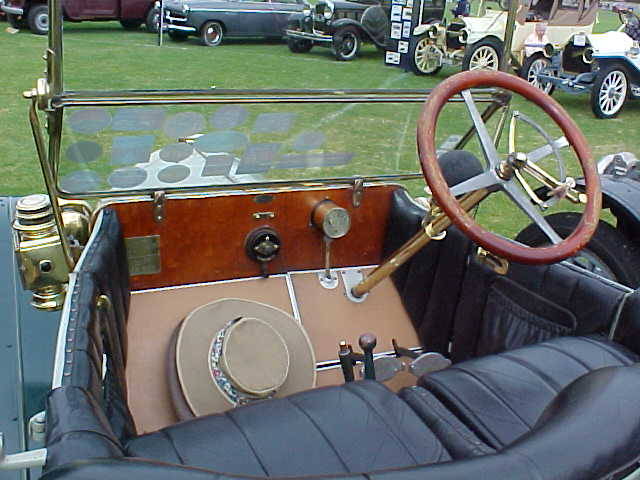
[51,89,498,108]
[61,176,422,200]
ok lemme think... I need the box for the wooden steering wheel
[417,70,601,265]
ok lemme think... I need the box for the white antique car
[537,7,640,118]
[409,0,597,75]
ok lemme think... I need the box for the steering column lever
[351,188,489,298]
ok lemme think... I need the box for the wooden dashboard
[103,183,401,290]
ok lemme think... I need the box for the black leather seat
[125,380,490,476]
[120,335,640,480]
[45,362,640,480]
[420,334,639,449]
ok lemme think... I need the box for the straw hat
[170,298,316,418]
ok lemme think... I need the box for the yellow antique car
[409,0,597,77]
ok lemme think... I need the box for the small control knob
[359,333,377,381]
[359,333,377,352]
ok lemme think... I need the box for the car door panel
[231,0,273,36]
[268,0,303,36]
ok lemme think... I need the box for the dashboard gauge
[312,200,351,239]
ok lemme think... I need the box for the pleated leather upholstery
[421,334,639,448]
[126,381,453,476]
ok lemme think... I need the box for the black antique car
[285,0,443,60]
[163,0,307,45]
[7,0,640,477]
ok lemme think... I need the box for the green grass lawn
[0,11,638,237]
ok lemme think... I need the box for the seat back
[46,209,134,471]
[383,188,639,362]
[450,259,636,362]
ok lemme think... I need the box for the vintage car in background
[7,0,640,477]
[1,0,157,33]
[537,7,640,118]
[285,0,443,60]
[163,0,307,45]
[408,0,597,75]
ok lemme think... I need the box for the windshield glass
[58,102,428,194]
[57,93,501,195]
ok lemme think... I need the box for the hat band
[209,317,276,406]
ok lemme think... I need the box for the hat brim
[174,298,316,417]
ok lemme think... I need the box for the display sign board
[384,0,417,69]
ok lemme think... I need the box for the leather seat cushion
[126,381,454,476]
[420,334,639,449]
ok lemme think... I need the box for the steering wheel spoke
[503,181,563,244]
[527,136,569,164]
[449,170,502,197]
[461,89,501,167]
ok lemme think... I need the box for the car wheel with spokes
[332,26,360,61]
[410,35,442,75]
[462,38,502,71]
[201,21,224,46]
[591,65,629,119]
[520,53,554,95]
[27,4,49,35]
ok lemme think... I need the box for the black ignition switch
[245,227,281,277]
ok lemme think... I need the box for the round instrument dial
[312,200,351,239]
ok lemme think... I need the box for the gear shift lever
[338,340,355,382]
[336,334,378,382]
[359,333,377,380]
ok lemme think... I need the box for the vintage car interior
[13,66,637,480]
[5,0,640,475]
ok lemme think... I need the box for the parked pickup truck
[1,0,158,34]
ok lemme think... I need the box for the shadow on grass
[63,24,151,34]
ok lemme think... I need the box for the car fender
[594,57,640,83]
[462,13,506,45]
[577,175,640,239]
[330,18,372,41]
[191,13,226,33]
[468,34,503,49]
[287,11,306,25]
[414,19,441,37]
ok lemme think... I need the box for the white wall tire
[332,26,361,61]
[27,4,49,35]
[201,21,224,47]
